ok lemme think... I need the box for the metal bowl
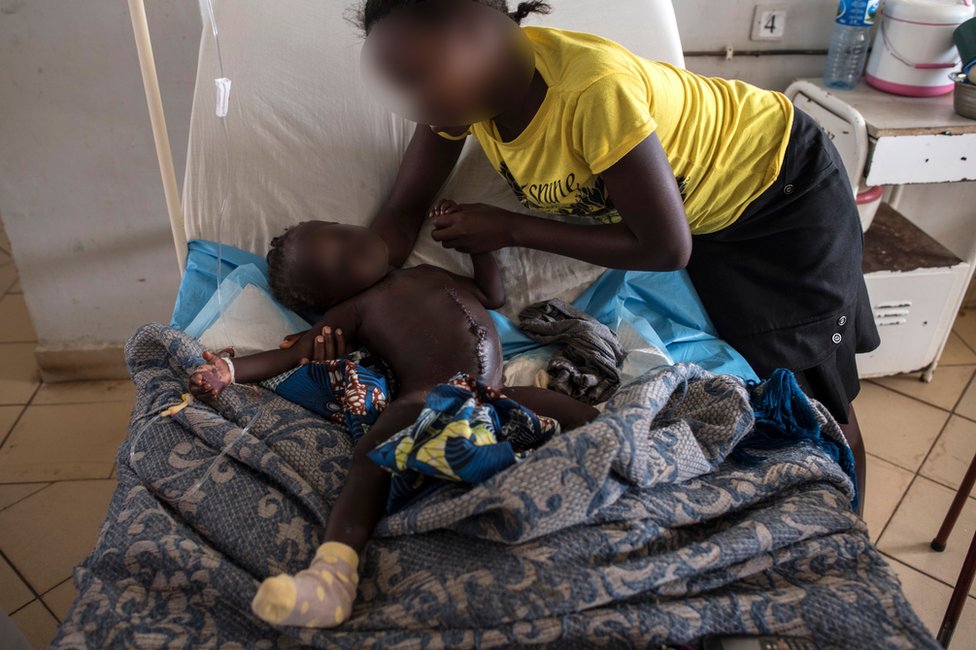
[951,72,976,120]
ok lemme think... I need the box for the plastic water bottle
[824,0,880,89]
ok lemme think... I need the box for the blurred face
[362,0,535,127]
[292,221,390,304]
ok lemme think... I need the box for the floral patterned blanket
[53,324,937,649]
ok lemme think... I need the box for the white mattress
[182,0,684,316]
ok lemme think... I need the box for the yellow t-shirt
[443,27,794,235]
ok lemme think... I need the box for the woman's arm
[370,126,466,267]
[431,133,693,272]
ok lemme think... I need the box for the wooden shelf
[863,203,963,274]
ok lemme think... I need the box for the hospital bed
[51,1,939,647]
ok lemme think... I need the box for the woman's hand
[429,202,518,254]
[279,325,349,364]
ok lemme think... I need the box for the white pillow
[184,265,311,357]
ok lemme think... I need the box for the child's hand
[188,351,232,402]
[279,331,308,349]
[430,203,517,254]
[300,326,349,365]
[429,199,460,218]
[280,326,350,365]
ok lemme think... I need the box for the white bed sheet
[182,0,684,317]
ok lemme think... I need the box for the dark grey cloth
[519,299,626,405]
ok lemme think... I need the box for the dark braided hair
[357,0,552,34]
[266,223,330,312]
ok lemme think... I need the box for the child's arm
[189,302,361,400]
[430,200,506,310]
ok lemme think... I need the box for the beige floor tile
[0,344,40,405]
[0,402,130,483]
[0,294,35,343]
[921,416,976,492]
[955,311,976,351]
[942,332,976,367]
[864,454,914,543]
[855,382,950,472]
[955,378,976,423]
[883,554,976,643]
[32,380,135,406]
[875,365,975,411]
[8,277,21,294]
[9,600,59,650]
[0,404,22,441]
[41,579,77,622]
[878,476,976,597]
[0,483,48,511]
[0,480,114,593]
[0,555,34,613]
[0,248,10,266]
[0,262,16,295]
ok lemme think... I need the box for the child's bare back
[345,265,504,392]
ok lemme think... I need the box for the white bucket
[866,0,975,96]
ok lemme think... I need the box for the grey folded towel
[518,299,626,405]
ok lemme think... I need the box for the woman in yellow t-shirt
[360,0,879,507]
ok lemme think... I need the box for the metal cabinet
[786,79,976,380]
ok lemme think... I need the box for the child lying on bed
[188,202,598,629]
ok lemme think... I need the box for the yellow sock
[251,542,359,628]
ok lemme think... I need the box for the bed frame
[127,0,188,273]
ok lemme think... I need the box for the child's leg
[251,395,425,628]
[504,386,599,431]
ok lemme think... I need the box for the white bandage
[220,355,236,385]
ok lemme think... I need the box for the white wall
[675,0,839,90]
[0,1,200,378]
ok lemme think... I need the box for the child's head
[267,221,390,311]
[359,0,550,127]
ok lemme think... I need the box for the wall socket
[752,4,787,41]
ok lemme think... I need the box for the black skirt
[686,108,880,424]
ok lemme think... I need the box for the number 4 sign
[752,4,787,41]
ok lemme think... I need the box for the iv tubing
[128,393,252,504]
[125,0,266,504]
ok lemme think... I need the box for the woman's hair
[266,224,326,312]
[357,0,552,34]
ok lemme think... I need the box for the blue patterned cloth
[261,352,396,444]
[368,373,560,513]
[53,325,939,649]
[737,368,859,511]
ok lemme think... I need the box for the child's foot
[251,542,359,628]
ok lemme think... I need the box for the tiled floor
[3,220,976,647]
[0,230,133,649]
